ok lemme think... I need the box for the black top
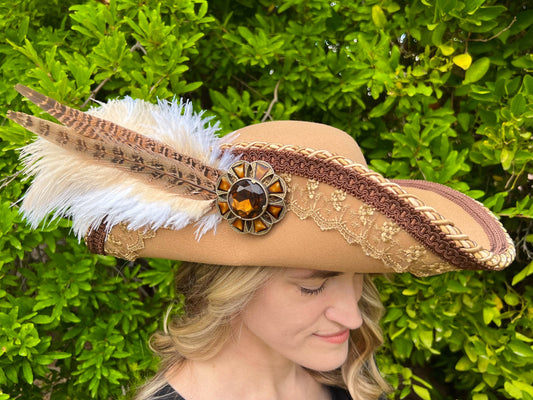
[152,383,352,399]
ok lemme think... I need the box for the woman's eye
[300,281,327,296]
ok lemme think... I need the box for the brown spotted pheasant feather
[8,85,239,237]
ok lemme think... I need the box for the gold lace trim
[284,174,457,277]
[104,223,156,261]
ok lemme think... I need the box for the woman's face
[237,268,364,372]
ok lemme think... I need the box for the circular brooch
[216,160,287,235]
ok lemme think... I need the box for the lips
[314,329,350,344]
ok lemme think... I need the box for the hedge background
[0,0,532,399]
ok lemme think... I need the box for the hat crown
[228,121,367,167]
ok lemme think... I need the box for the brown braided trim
[224,142,515,271]
[85,222,108,255]
[394,180,509,254]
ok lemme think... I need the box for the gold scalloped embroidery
[104,223,156,261]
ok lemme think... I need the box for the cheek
[243,290,324,340]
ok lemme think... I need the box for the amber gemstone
[268,180,284,193]
[232,163,246,178]
[218,201,230,215]
[218,176,231,191]
[229,179,267,219]
[232,218,244,231]
[267,205,283,219]
[254,162,270,180]
[254,219,268,233]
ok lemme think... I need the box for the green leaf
[504,381,523,398]
[523,74,533,95]
[412,66,427,77]
[504,292,520,306]
[237,26,254,42]
[402,287,419,296]
[0,367,6,385]
[439,44,455,56]
[400,385,411,398]
[475,6,506,21]
[372,6,387,28]
[511,93,526,116]
[369,96,396,118]
[35,351,71,365]
[431,23,446,46]
[508,340,533,358]
[383,307,403,323]
[516,332,533,343]
[22,359,33,384]
[456,356,473,371]
[392,337,413,358]
[5,366,17,384]
[512,380,533,397]
[32,314,54,324]
[464,57,490,83]
[483,306,499,325]
[413,385,431,400]
[464,0,486,14]
[457,113,470,131]
[446,280,469,293]
[483,374,499,388]
[512,261,533,285]
[500,147,515,171]
[419,330,434,348]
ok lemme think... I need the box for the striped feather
[13,84,221,188]
[7,111,216,198]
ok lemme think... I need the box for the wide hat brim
[95,121,515,277]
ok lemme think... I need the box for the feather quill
[8,86,239,238]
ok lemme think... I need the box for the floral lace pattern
[103,223,156,261]
[286,176,458,276]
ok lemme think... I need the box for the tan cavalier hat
[9,85,515,277]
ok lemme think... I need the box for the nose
[324,275,363,330]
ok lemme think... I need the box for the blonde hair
[134,263,389,400]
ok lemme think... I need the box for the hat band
[228,143,511,271]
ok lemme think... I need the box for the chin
[300,350,349,372]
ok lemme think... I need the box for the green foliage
[0,0,531,399]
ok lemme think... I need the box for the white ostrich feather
[11,88,239,240]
